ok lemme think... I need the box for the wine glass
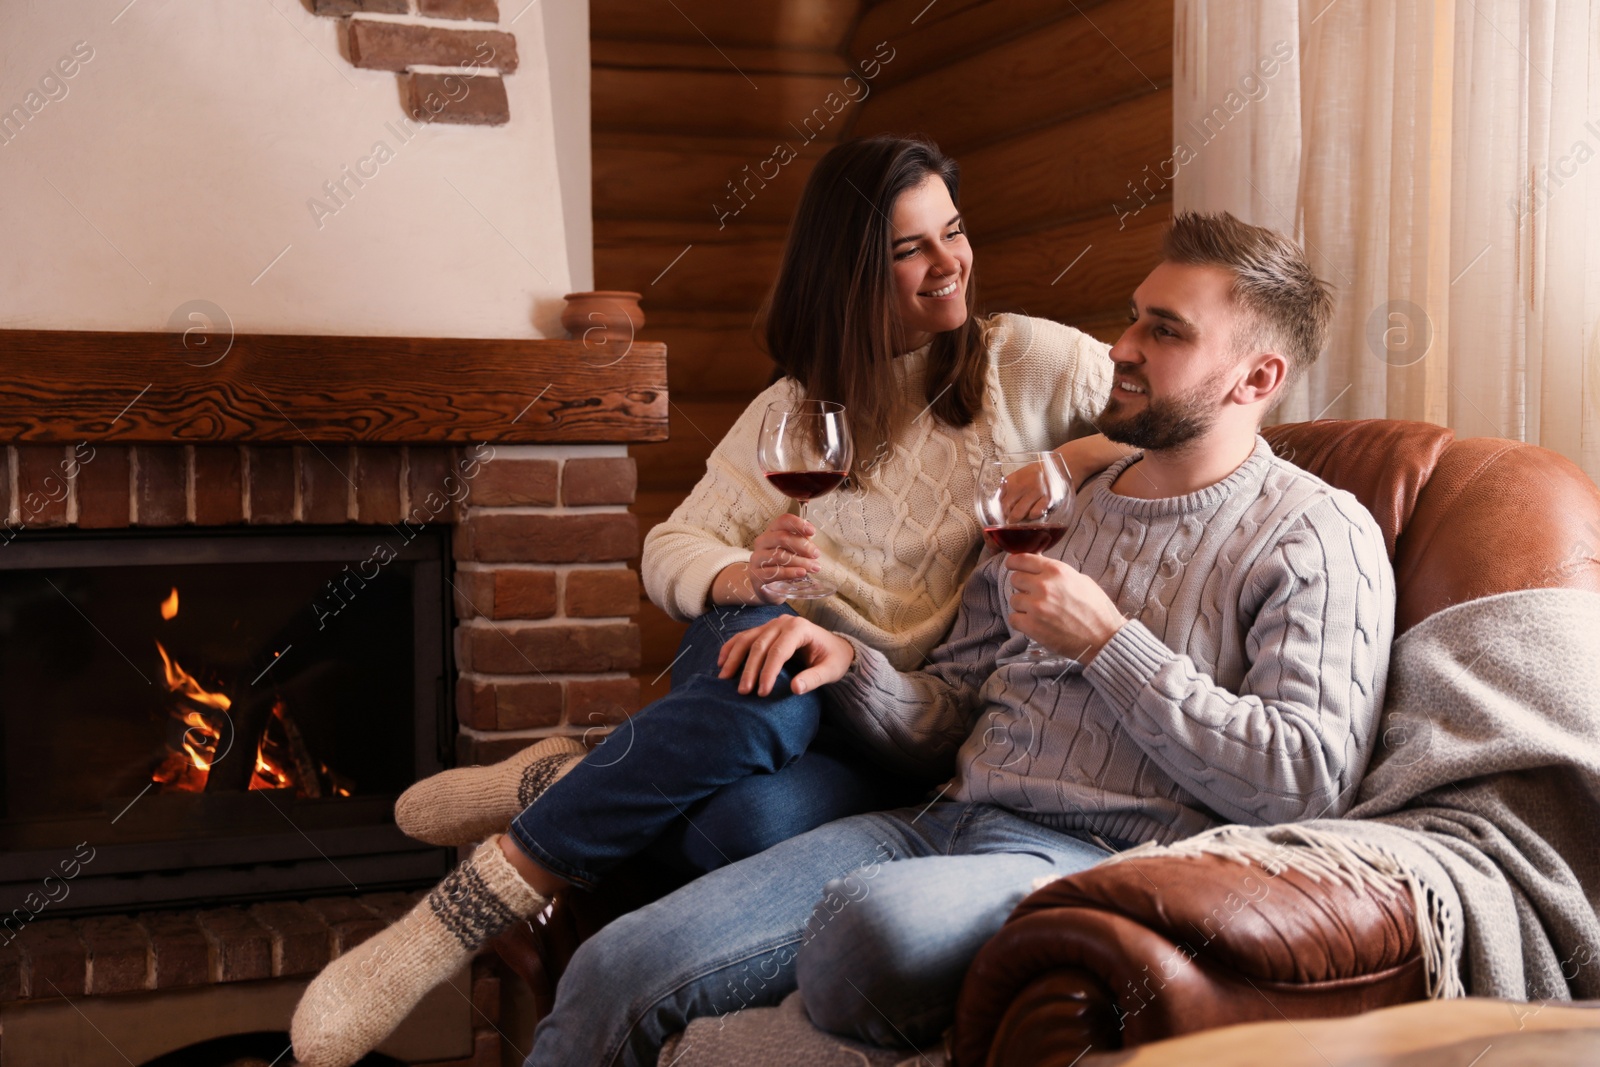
[977,451,1074,659]
[757,400,854,599]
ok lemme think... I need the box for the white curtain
[1174,0,1600,482]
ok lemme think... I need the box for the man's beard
[1096,367,1227,452]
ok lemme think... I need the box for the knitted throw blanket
[1109,588,1600,1002]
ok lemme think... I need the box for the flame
[250,744,295,791]
[248,699,295,791]
[152,640,228,791]
[150,710,223,790]
[179,711,218,770]
[150,587,352,798]
[155,641,232,712]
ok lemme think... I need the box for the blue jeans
[525,802,1112,1066]
[509,603,918,888]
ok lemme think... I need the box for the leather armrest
[953,853,1427,1066]
[981,969,1122,1067]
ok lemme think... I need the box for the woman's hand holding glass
[757,400,852,600]
[745,513,821,603]
[997,458,1057,523]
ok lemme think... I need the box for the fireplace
[0,526,453,916]
[0,326,664,1065]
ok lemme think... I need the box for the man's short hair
[1162,211,1335,392]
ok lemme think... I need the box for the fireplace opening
[0,527,454,915]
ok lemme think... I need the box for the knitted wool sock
[393,735,588,846]
[291,837,544,1067]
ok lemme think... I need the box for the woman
[629,137,1124,867]
[291,136,1123,1067]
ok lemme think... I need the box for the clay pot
[562,291,644,361]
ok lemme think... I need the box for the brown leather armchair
[950,418,1600,1067]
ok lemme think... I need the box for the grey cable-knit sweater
[826,436,1396,846]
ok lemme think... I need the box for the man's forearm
[1082,620,1361,824]
[823,557,1012,778]
[822,637,978,778]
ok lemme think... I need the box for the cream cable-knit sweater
[641,314,1114,670]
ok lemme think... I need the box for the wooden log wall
[593,0,1173,697]
[851,0,1174,341]
[591,0,862,699]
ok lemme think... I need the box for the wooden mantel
[0,330,667,445]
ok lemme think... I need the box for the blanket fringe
[1105,825,1464,999]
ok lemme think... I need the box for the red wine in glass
[977,451,1075,658]
[756,400,853,600]
[764,470,848,501]
[981,524,1069,555]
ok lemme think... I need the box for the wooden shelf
[0,330,667,445]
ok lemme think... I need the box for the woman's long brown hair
[760,136,989,468]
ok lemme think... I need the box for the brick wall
[0,441,645,762]
[451,447,643,764]
[3,444,455,529]
[311,0,518,126]
[0,894,508,1065]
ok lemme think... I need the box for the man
[525,211,1395,1065]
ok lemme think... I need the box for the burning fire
[151,587,351,798]
[245,697,351,797]
[150,639,230,791]
[155,641,232,713]
[250,699,296,791]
